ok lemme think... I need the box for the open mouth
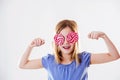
[62,45,71,50]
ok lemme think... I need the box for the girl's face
[54,27,78,54]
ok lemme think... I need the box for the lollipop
[66,32,78,44]
[54,34,65,45]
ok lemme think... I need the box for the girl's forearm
[103,34,120,59]
[19,46,33,68]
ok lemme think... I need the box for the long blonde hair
[53,19,80,64]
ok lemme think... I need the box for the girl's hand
[88,31,106,40]
[29,38,45,48]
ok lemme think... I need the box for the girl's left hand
[88,31,106,40]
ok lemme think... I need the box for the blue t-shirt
[42,51,91,80]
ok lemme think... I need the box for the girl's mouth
[62,45,71,50]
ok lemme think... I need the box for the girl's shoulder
[79,51,91,55]
[78,51,91,67]
[78,51,91,60]
[42,53,55,62]
[42,53,55,69]
[42,53,54,59]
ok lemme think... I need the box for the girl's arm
[88,31,120,64]
[19,38,45,69]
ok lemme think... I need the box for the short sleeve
[42,54,54,69]
[80,51,91,67]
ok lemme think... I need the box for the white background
[0,0,120,80]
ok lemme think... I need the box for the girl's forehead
[60,27,73,36]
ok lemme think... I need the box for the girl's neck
[61,54,73,64]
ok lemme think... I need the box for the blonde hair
[53,19,80,65]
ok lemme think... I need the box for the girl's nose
[64,38,69,44]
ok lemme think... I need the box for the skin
[19,27,120,69]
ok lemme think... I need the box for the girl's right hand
[29,38,45,48]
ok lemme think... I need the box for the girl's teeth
[63,46,70,49]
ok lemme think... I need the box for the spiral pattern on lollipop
[54,34,65,45]
[66,32,78,44]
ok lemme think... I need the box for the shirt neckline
[59,60,75,67]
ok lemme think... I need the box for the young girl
[19,19,120,80]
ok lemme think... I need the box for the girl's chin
[61,51,72,54]
[63,53,70,54]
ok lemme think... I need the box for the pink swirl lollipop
[54,34,65,45]
[66,32,78,44]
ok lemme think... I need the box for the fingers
[30,38,45,47]
[88,31,105,40]
[88,31,98,40]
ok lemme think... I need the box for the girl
[19,19,120,80]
